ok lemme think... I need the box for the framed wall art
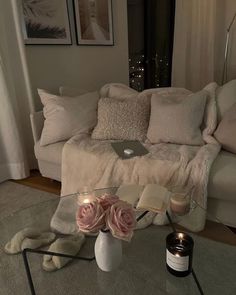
[74,0,114,45]
[21,0,72,45]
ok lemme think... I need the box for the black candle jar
[166,232,194,277]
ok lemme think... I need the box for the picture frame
[21,0,72,45]
[74,0,114,46]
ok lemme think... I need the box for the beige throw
[61,84,221,232]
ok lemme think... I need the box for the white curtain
[172,0,223,91]
[0,0,35,182]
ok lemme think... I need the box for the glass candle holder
[170,193,190,216]
[166,232,194,277]
[77,187,96,205]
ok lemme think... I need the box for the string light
[129,53,170,91]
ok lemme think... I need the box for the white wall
[25,0,129,110]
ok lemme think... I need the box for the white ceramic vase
[94,230,122,272]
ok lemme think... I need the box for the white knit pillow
[39,89,99,146]
[147,91,207,145]
[92,97,149,141]
[99,83,138,99]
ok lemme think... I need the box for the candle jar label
[166,250,189,272]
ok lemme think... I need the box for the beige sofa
[30,110,236,228]
[30,82,236,228]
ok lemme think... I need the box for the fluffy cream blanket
[61,83,221,232]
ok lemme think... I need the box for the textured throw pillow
[92,97,149,141]
[38,89,99,146]
[214,103,236,153]
[147,91,207,145]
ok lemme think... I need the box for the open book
[136,184,170,213]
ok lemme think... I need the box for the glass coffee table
[0,187,236,295]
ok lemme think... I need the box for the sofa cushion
[100,83,138,99]
[214,103,236,153]
[147,91,207,145]
[34,140,65,165]
[92,96,149,141]
[38,89,99,146]
[216,79,236,122]
[208,151,236,202]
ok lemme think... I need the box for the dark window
[127,0,175,91]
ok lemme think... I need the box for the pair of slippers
[4,227,85,271]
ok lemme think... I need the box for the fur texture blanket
[61,83,221,232]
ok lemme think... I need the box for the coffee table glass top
[0,187,236,295]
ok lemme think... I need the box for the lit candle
[83,198,92,204]
[166,232,194,277]
[170,194,190,216]
[77,190,96,205]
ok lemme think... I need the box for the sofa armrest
[30,111,44,144]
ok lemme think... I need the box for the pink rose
[107,201,136,242]
[76,202,105,233]
[97,194,119,211]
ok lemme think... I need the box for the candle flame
[77,193,95,205]
[83,198,91,204]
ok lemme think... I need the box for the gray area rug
[0,182,236,295]
[0,181,57,220]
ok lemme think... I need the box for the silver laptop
[111,140,149,159]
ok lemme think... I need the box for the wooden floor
[12,170,61,195]
[12,170,236,245]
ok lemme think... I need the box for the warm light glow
[178,233,184,239]
[83,198,91,204]
[175,253,180,257]
[77,192,95,205]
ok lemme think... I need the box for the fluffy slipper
[135,211,156,229]
[4,228,56,254]
[42,233,85,272]
[153,206,177,226]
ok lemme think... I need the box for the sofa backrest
[216,79,236,122]
[30,111,44,144]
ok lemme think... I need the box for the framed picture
[21,0,72,45]
[74,0,114,45]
